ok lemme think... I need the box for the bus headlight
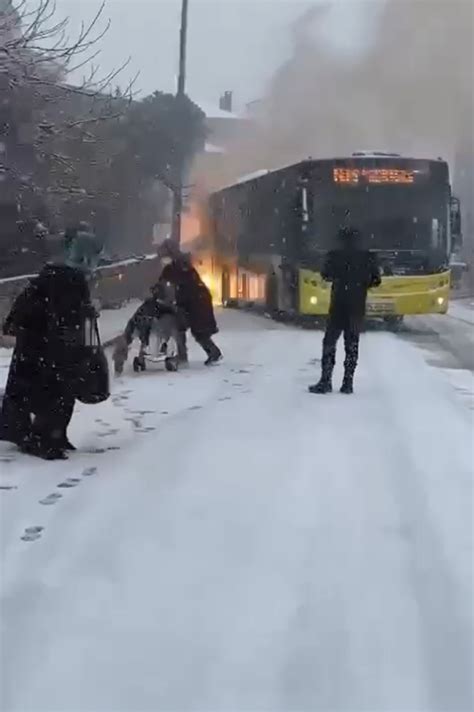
[437,297,445,306]
[310,296,318,305]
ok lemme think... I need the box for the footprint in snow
[112,395,129,405]
[188,405,203,411]
[39,492,62,505]
[21,526,44,542]
[125,417,142,428]
[218,396,232,402]
[0,485,18,491]
[82,466,98,477]
[57,478,81,489]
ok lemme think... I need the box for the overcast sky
[56,0,374,110]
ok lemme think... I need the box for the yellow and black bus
[208,153,462,324]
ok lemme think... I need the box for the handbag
[76,312,110,405]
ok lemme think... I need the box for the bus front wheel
[384,315,404,332]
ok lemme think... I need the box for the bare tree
[0,0,136,206]
[0,0,132,91]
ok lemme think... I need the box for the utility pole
[171,0,189,245]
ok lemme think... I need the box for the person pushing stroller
[157,240,222,366]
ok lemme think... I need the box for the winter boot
[340,374,354,394]
[20,439,68,461]
[309,350,334,394]
[61,435,77,451]
[203,339,222,366]
[308,378,333,394]
[205,348,222,366]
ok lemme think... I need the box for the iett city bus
[206,152,462,326]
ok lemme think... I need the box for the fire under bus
[207,153,463,324]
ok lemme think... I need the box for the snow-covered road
[1,310,473,712]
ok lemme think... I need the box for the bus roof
[216,155,448,192]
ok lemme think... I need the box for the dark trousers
[179,331,220,361]
[177,329,188,361]
[195,335,220,359]
[135,319,152,347]
[321,313,362,380]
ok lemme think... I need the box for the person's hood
[63,230,103,273]
[337,226,362,249]
[156,239,192,266]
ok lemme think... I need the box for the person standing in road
[309,227,381,395]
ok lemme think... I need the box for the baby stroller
[113,281,181,375]
[132,312,180,373]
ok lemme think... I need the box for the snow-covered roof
[205,142,226,154]
[193,99,244,121]
[236,169,269,184]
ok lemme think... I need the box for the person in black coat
[0,227,102,459]
[158,241,222,365]
[309,227,381,395]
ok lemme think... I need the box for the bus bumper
[299,269,451,317]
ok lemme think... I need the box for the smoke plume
[218,0,473,184]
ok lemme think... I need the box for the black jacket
[322,248,381,319]
[4,263,91,349]
[160,261,218,338]
[1,263,92,426]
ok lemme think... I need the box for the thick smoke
[218,0,473,184]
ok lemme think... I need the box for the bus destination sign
[333,167,417,185]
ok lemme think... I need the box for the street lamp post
[171,0,189,245]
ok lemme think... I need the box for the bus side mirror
[450,195,462,251]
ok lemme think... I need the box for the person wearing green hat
[0,224,103,460]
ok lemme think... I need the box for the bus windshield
[309,183,448,255]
